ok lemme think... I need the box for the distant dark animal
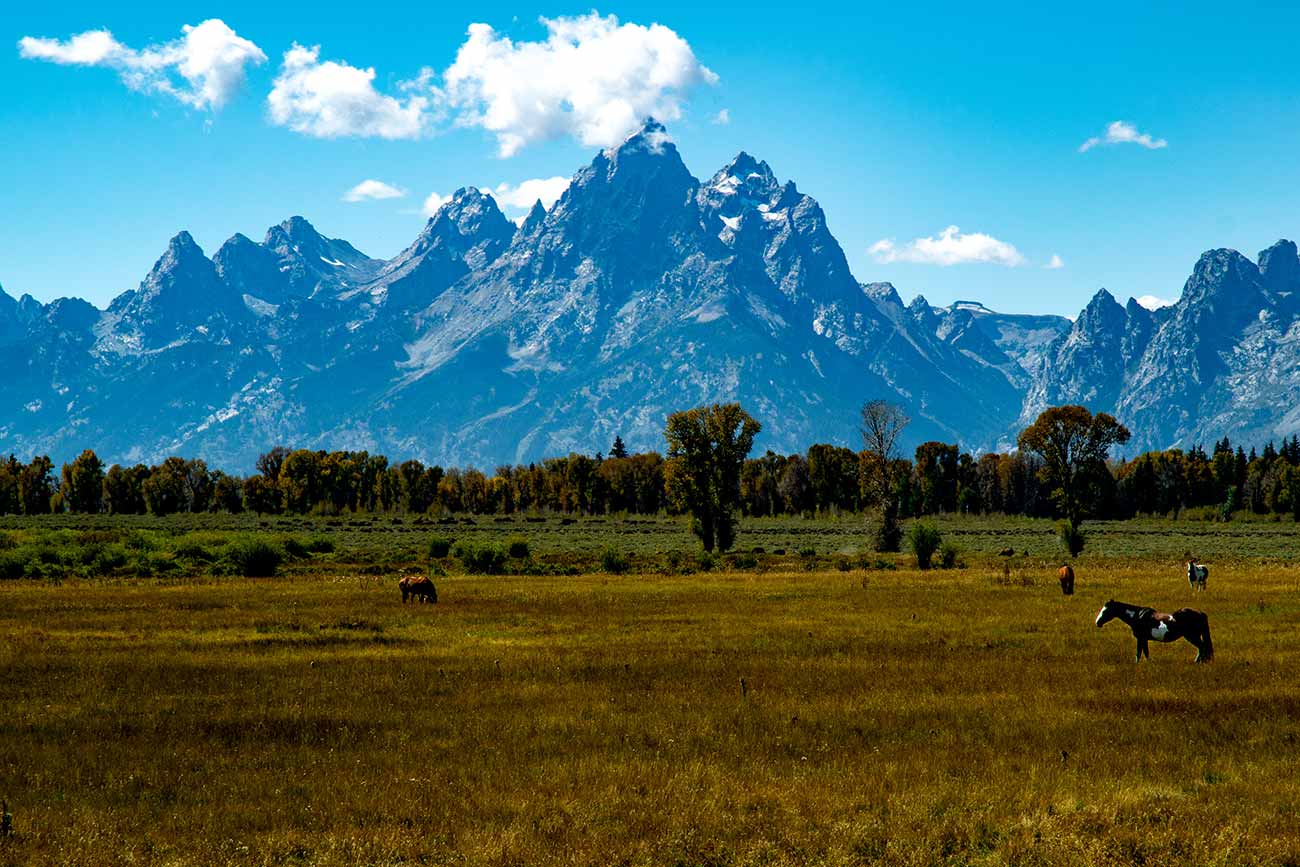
[998,547,1015,557]
[399,575,437,604]
[1057,565,1075,596]
[1187,560,1208,591]
[1095,600,1213,662]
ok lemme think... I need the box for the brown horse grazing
[399,575,437,604]
[1058,565,1075,596]
[1095,600,1213,662]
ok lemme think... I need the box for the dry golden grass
[3,558,1300,865]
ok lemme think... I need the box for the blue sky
[4,1,1299,317]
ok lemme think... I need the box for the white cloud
[712,108,730,125]
[869,226,1027,267]
[1134,294,1175,310]
[1044,253,1065,270]
[1079,120,1167,153]
[491,176,571,210]
[441,13,717,157]
[343,179,407,202]
[422,191,451,217]
[18,19,265,110]
[268,44,430,139]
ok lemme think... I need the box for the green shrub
[600,547,630,573]
[907,522,942,570]
[427,537,454,559]
[304,535,335,554]
[223,536,284,577]
[798,547,816,558]
[124,531,156,552]
[507,538,531,559]
[281,537,309,559]
[1056,520,1085,558]
[731,553,759,569]
[0,551,28,580]
[88,544,129,576]
[174,541,217,562]
[696,551,717,571]
[939,542,960,569]
[454,541,507,575]
[0,532,16,551]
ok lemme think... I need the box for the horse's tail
[1199,613,1214,661]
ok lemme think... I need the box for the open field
[3,515,1300,865]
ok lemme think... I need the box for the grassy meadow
[3,513,1300,865]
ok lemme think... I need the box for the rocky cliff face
[1024,240,1300,452]
[1,123,1298,469]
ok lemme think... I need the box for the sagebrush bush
[427,537,454,559]
[223,536,283,577]
[507,538,531,559]
[939,541,960,569]
[454,541,507,574]
[600,547,630,574]
[907,522,942,570]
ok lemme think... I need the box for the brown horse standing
[1095,600,1213,662]
[399,574,437,604]
[1057,565,1075,595]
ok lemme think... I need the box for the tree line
[4,407,1299,529]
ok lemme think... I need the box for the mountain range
[3,120,1298,470]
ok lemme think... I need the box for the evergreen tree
[609,435,629,459]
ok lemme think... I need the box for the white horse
[1186,560,1208,591]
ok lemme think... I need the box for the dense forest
[4,424,1299,523]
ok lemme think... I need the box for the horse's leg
[1135,638,1146,662]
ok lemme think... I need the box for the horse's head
[1096,600,1118,628]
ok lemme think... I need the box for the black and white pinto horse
[1186,560,1209,591]
[1096,600,1214,662]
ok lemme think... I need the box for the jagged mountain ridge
[2,121,1299,470]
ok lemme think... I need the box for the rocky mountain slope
[2,122,1298,470]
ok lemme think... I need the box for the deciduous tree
[1017,405,1130,551]
[665,403,761,552]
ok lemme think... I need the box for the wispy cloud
[712,108,730,125]
[441,13,717,157]
[869,226,1027,267]
[18,19,265,111]
[422,191,451,217]
[342,179,407,202]
[1134,294,1175,310]
[490,176,571,211]
[268,44,430,139]
[1044,253,1064,270]
[1078,120,1167,153]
